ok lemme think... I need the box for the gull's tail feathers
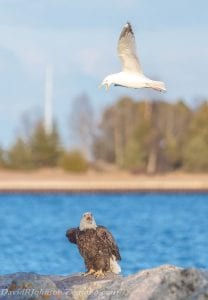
[110,255,121,274]
[148,80,166,92]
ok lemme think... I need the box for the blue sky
[0,0,208,147]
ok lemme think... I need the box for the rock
[0,265,208,300]
[0,272,68,300]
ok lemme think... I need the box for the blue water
[0,193,208,276]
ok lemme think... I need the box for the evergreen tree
[30,121,61,168]
[7,138,32,169]
[7,120,61,169]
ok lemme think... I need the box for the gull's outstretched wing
[117,22,143,74]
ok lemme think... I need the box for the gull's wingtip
[124,21,131,27]
[119,22,134,41]
[122,22,133,35]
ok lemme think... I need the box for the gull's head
[99,75,114,91]
[79,212,97,231]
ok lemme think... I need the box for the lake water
[0,193,208,276]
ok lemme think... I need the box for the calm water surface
[0,193,208,275]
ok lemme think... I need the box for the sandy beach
[0,169,208,192]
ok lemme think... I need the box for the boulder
[0,265,208,300]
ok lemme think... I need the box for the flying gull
[99,22,166,92]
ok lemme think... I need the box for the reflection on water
[0,193,208,275]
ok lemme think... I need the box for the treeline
[0,121,88,172]
[93,97,208,173]
[1,96,208,173]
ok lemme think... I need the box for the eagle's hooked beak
[86,214,92,222]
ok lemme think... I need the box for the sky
[0,0,208,147]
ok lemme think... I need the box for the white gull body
[100,22,166,92]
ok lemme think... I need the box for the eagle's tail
[110,255,121,274]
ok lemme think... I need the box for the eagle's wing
[96,226,121,260]
[117,22,143,74]
[66,227,79,244]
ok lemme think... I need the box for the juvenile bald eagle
[66,212,121,278]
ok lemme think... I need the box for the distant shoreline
[0,168,208,193]
[1,189,208,194]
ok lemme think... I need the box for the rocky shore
[1,265,208,300]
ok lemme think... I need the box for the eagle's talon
[83,269,96,276]
[94,270,105,278]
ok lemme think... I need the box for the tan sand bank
[0,169,208,192]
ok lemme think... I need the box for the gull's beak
[105,84,109,91]
[98,82,104,89]
[98,82,109,91]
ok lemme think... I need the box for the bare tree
[69,93,95,159]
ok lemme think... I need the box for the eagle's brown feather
[66,228,77,244]
[96,226,121,261]
[66,225,121,273]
